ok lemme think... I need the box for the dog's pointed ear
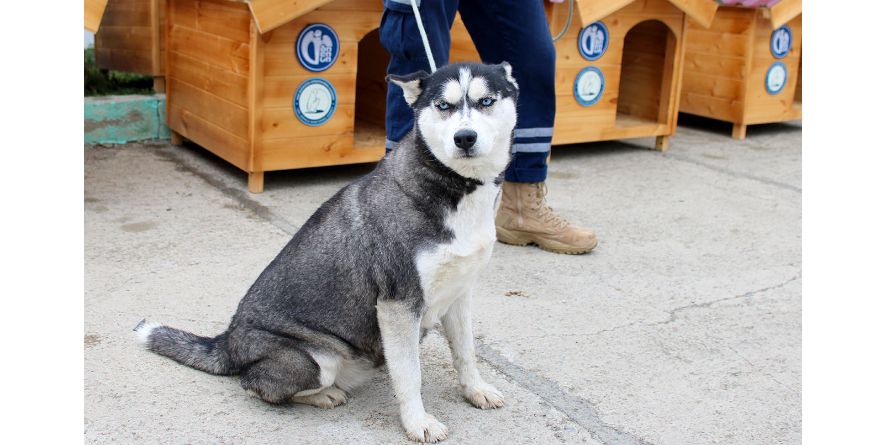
[387,70,430,106]
[498,61,518,90]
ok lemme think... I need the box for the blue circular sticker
[296,24,339,72]
[770,25,792,59]
[765,61,788,95]
[293,78,337,126]
[574,66,605,106]
[578,22,609,61]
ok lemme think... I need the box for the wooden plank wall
[259,0,385,171]
[95,0,158,75]
[680,7,754,123]
[166,0,252,170]
[742,13,801,124]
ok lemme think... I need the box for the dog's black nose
[453,129,478,151]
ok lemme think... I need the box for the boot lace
[530,183,570,231]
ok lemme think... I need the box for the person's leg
[459,0,597,254]
[379,0,459,152]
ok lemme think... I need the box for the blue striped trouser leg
[458,0,556,183]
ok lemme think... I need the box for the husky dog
[136,62,519,443]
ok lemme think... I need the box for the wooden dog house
[453,0,717,152]
[164,0,389,192]
[89,0,168,92]
[680,0,802,139]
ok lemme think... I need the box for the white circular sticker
[293,78,337,126]
[574,66,604,106]
[765,62,787,95]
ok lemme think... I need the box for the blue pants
[380,0,556,183]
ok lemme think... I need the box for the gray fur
[139,62,517,410]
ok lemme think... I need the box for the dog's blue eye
[436,102,451,110]
[480,97,495,107]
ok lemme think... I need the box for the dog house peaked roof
[574,0,719,28]
[239,0,341,33]
[718,0,801,28]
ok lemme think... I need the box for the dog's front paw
[403,413,448,443]
[463,382,505,409]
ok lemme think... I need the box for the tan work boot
[495,181,597,254]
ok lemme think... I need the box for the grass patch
[85,48,154,96]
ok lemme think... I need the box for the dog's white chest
[415,183,499,328]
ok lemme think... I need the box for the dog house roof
[717,0,801,28]
[240,0,341,34]
[574,0,719,28]
[84,0,109,32]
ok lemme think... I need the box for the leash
[409,0,437,72]
[407,0,574,72]
[551,0,575,42]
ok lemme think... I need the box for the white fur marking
[442,79,462,105]
[135,321,160,346]
[467,78,489,102]
[294,349,341,396]
[416,182,499,330]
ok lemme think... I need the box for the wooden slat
[98,0,151,27]
[94,47,154,74]
[264,43,358,76]
[261,103,355,140]
[681,72,743,100]
[680,92,741,121]
[261,133,384,172]
[168,104,251,170]
[168,51,248,105]
[682,52,745,80]
[196,0,251,43]
[168,78,249,136]
[95,26,154,51]
[262,74,356,108]
[685,29,748,55]
[168,25,250,74]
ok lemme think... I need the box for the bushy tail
[134,319,236,375]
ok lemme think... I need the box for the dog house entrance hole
[355,29,389,149]
[615,20,676,131]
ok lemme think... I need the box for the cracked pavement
[85,116,801,444]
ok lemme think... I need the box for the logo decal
[296,24,339,72]
[574,66,605,106]
[770,25,792,59]
[765,62,788,95]
[293,78,337,126]
[578,22,609,61]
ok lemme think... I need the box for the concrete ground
[85,116,801,444]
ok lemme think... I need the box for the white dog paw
[292,386,347,409]
[463,383,505,409]
[404,413,448,443]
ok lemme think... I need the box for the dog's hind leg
[441,293,504,410]
[377,300,448,443]
[240,347,345,407]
